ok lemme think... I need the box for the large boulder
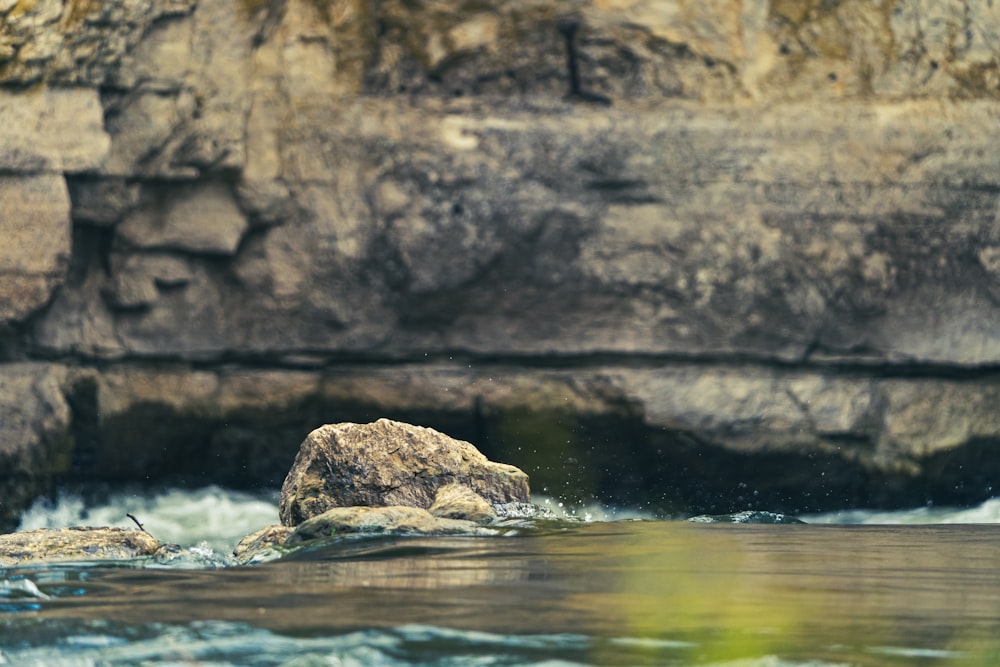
[279,419,530,526]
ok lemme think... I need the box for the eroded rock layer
[2,0,1000,528]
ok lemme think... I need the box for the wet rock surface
[0,527,161,566]
[232,524,292,562]
[285,506,492,546]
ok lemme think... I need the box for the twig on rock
[126,513,148,533]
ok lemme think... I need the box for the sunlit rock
[233,524,292,562]
[278,419,530,527]
[428,483,497,523]
[236,488,501,561]
[0,175,72,324]
[0,88,109,172]
[285,506,491,546]
[0,527,161,566]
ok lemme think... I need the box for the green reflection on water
[529,522,1000,666]
[8,522,1000,666]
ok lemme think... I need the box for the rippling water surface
[4,488,1000,666]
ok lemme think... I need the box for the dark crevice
[64,376,103,480]
[0,323,20,362]
[584,178,648,191]
[10,352,1000,517]
[920,437,1000,504]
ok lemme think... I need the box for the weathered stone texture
[285,506,491,545]
[0,87,109,172]
[117,182,248,254]
[428,483,498,523]
[278,419,530,526]
[23,100,1000,365]
[0,527,161,566]
[0,175,72,323]
[0,87,107,325]
[0,0,196,86]
[4,0,1000,524]
[232,524,292,562]
[0,364,72,532]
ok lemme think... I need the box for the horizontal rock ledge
[4,361,1000,533]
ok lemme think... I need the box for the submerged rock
[0,527,162,566]
[278,418,530,526]
[687,511,806,525]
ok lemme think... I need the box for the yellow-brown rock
[0,527,161,566]
[279,419,529,527]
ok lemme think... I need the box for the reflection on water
[4,521,1000,665]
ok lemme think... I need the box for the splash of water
[17,483,1000,565]
[17,485,280,556]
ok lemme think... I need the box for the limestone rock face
[0,88,109,172]
[0,87,108,325]
[5,0,1000,524]
[0,527,161,566]
[0,175,72,323]
[116,182,248,255]
[278,419,530,527]
[0,364,72,532]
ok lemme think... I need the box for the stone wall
[3,0,1000,529]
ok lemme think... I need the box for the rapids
[3,487,1000,666]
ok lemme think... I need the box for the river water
[3,487,1000,666]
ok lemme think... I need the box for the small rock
[233,524,292,561]
[0,527,161,566]
[279,418,530,526]
[285,506,489,545]
[428,483,496,523]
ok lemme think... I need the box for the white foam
[17,485,280,555]
[804,496,1000,525]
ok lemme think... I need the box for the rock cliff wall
[4,0,1000,529]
